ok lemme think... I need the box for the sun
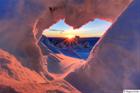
[65,34,75,39]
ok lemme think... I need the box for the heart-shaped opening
[41,19,112,60]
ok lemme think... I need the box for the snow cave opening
[40,19,112,60]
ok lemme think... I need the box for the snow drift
[0,49,80,93]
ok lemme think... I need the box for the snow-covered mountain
[40,36,99,59]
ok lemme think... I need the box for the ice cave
[0,0,140,93]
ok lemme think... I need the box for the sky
[43,19,112,38]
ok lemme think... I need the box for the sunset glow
[43,19,112,38]
[65,34,75,39]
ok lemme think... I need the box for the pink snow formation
[1,0,140,93]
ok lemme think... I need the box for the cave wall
[65,0,140,93]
